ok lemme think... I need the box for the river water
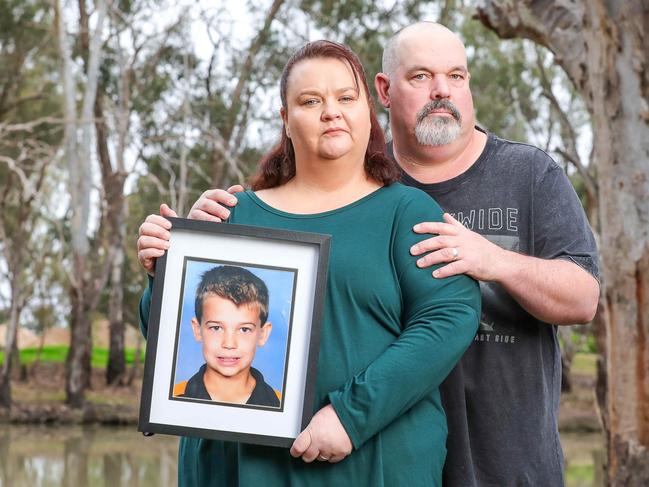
[0,425,603,486]
[0,425,178,487]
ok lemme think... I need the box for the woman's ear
[280,107,290,138]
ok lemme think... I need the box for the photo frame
[138,218,330,448]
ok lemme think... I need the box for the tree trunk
[106,239,126,385]
[476,1,649,484]
[558,326,574,393]
[65,256,92,408]
[0,293,22,409]
[127,330,143,386]
[57,0,107,407]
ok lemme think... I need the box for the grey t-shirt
[390,129,599,487]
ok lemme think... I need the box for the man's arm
[410,213,599,325]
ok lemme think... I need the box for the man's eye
[208,325,221,332]
[240,327,252,333]
[450,73,464,80]
[340,96,355,103]
[412,73,428,81]
[303,98,319,106]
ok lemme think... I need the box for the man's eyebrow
[406,65,431,73]
[406,65,468,74]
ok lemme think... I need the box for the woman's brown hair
[251,40,399,190]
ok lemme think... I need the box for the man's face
[378,27,475,149]
[191,294,271,381]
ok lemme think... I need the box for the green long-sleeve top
[139,183,481,487]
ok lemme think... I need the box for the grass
[0,345,143,368]
[572,352,597,376]
[565,463,595,487]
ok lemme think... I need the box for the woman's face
[282,57,371,165]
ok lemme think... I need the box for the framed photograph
[138,218,330,448]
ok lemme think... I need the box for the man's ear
[374,73,391,108]
[191,317,203,342]
[258,322,273,347]
[280,107,290,138]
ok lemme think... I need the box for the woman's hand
[137,204,177,276]
[290,404,352,464]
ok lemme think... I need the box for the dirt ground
[0,360,602,431]
[2,362,142,424]
[559,365,601,434]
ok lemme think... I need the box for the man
[373,22,599,486]
[173,22,600,486]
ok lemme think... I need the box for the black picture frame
[138,218,330,448]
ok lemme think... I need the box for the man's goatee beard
[414,100,462,147]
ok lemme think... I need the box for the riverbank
[2,362,141,425]
[1,353,602,433]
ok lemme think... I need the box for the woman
[137,40,480,486]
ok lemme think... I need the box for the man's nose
[429,74,451,99]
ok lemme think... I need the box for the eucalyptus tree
[89,0,189,386]
[477,1,649,484]
[0,0,61,408]
[57,0,108,407]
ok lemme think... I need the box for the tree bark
[476,1,649,485]
[558,325,574,393]
[106,200,127,385]
[0,292,23,408]
[58,0,107,407]
[65,255,93,407]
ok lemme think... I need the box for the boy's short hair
[194,265,269,324]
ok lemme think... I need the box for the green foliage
[460,15,536,142]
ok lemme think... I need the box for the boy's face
[191,294,272,380]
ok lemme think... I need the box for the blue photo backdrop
[173,259,296,393]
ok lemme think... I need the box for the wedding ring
[451,247,459,260]
[317,455,330,461]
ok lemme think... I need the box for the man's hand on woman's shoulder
[187,184,244,221]
[136,185,244,276]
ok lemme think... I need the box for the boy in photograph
[174,265,281,407]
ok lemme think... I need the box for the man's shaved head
[382,22,466,77]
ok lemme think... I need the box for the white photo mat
[138,218,330,447]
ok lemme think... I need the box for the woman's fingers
[290,429,311,458]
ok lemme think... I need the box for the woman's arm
[327,192,481,449]
[291,191,481,462]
